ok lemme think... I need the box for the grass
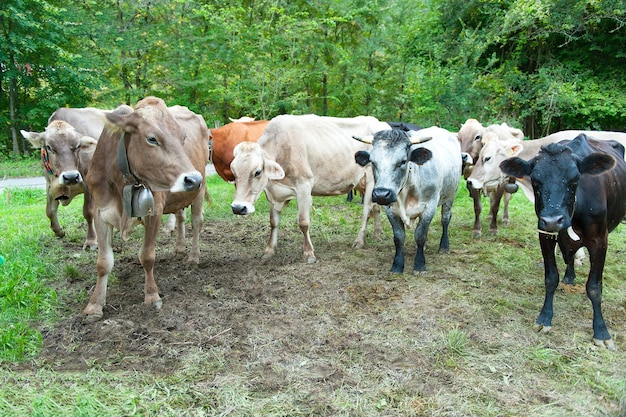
[0,155,41,179]
[1,172,625,416]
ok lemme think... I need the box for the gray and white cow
[354,127,462,274]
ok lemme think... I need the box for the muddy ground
[13,194,626,414]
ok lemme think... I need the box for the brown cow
[21,121,99,250]
[210,120,269,182]
[83,97,209,320]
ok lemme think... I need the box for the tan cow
[83,97,209,320]
[230,114,389,263]
[21,121,100,249]
[457,118,524,237]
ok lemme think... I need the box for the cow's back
[211,120,269,181]
[260,114,373,194]
[408,127,462,204]
[48,107,107,139]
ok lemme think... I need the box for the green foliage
[1,0,626,154]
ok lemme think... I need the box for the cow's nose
[231,204,248,215]
[183,173,203,191]
[466,178,481,190]
[62,172,81,184]
[539,215,566,232]
[372,188,397,205]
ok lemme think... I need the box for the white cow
[230,114,390,263]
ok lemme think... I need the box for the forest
[2,0,626,156]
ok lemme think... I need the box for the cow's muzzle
[538,214,568,233]
[231,202,254,215]
[59,170,82,185]
[372,188,397,205]
[171,171,203,192]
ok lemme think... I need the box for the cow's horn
[352,135,374,144]
[409,135,433,144]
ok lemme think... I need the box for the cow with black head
[500,134,626,349]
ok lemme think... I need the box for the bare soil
[13,195,626,415]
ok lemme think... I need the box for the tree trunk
[9,76,20,156]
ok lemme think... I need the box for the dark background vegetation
[2,0,626,156]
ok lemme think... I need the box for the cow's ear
[508,143,524,157]
[264,160,285,180]
[78,136,98,154]
[355,150,370,167]
[500,157,531,178]
[409,147,433,165]
[21,130,44,148]
[578,153,616,176]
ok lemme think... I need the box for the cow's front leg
[84,214,113,321]
[82,190,98,250]
[263,203,281,259]
[469,185,482,238]
[46,191,64,238]
[297,193,316,263]
[140,215,162,309]
[413,204,437,274]
[537,235,559,333]
[488,187,504,235]
[586,238,614,349]
[187,189,205,264]
[385,208,405,273]
[438,201,453,254]
[174,209,187,255]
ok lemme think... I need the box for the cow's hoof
[352,240,364,249]
[83,313,103,323]
[306,256,317,264]
[413,269,427,276]
[534,323,552,333]
[489,229,498,236]
[83,241,98,251]
[471,230,482,238]
[54,230,65,238]
[187,254,200,264]
[593,338,616,350]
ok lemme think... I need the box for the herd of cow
[19,96,626,350]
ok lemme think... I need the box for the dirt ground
[13,195,626,414]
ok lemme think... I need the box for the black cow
[500,134,626,349]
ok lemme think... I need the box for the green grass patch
[0,155,41,178]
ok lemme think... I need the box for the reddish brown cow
[210,120,269,182]
[83,97,209,320]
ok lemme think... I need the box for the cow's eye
[45,145,53,153]
[474,135,482,141]
[146,136,159,146]
[484,156,491,163]
[254,169,262,177]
